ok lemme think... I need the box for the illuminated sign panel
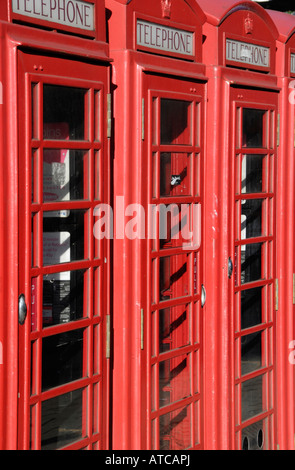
[137,19,194,57]
[226,38,270,69]
[12,0,95,32]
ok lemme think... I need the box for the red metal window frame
[144,73,205,450]
[17,50,110,450]
[230,88,278,450]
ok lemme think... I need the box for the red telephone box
[267,9,295,450]
[0,1,111,450]
[106,0,207,450]
[197,0,279,450]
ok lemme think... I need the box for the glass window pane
[241,243,262,284]
[161,99,191,145]
[242,109,265,148]
[159,304,190,354]
[241,331,262,376]
[241,287,262,330]
[42,329,84,391]
[241,155,265,194]
[43,210,86,265]
[241,199,263,239]
[159,353,191,408]
[41,388,84,449]
[242,419,266,450]
[158,405,191,450]
[42,269,85,327]
[159,254,190,301]
[43,85,86,141]
[242,375,265,422]
[43,150,87,202]
[160,153,191,197]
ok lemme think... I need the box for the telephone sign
[12,0,95,32]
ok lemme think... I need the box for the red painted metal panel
[0,2,111,449]
[268,10,295,450]
[106,0,207,451]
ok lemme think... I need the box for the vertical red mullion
[20,73,34,449]
[34,78,44,450]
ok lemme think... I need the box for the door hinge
[277,113,280,147]
[142,98,145,141]
[293,274,295,305]
[107,93,112,138]
[141,308,144,350]
[275,279,279,311]
[106,314,111,359]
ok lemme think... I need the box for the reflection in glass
[159,304,190,353]
[159,354,191,408]
[41,388,83,449]
[42,269,84,327]
[42,329,83,391]
[43,210,85,265]
[242,375,264,422]
[241,155,264,194]
[159,254,189,301]
[241,331,262,376]
[160,153,190,197]
[242,109,265,148]
[43,85,86,140]
[43,150,86,202]
[158,405,191,450]
[241,287,262,329]
[241,243,262,284]
[161,99,191,145]
[242,419,265,450]
[241,199,263,239]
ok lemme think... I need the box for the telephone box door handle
[228,257,233,279]
[18,294,27,325]
[201,284,206,308]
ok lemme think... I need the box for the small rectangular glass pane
[242,419,266,450]
[43,210,86,265]
[42,269,84,326]
[241,199,263,239]
[160,153,191,197]
[158,353,191,408]
[31,83,39,139]
[161,99,191,145]
[42,328,84,391]
[242,109,265,148]
[241,287,262,330]
[241,331,262,376]
[242,375,264,422]
[241,155,265,194]
[158,204,195,250]
[159,304,190,353]
[158,405,191,450]
[41,388,83,449]
[159,254,190,301]
[241,243,262,284]
[43,85,86,141]
[43,150,87,202]
[32,149,39,203]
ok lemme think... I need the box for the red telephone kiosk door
[230,87,278,450]
[17,51,110,450]
[143,73,204,450]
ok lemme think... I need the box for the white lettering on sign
[291,54,295,75]
[12,0,95,32]
[226,39,270,69]
[137,19,194,57]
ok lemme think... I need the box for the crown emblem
[245,13,254,34]
[161,0,172,19]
